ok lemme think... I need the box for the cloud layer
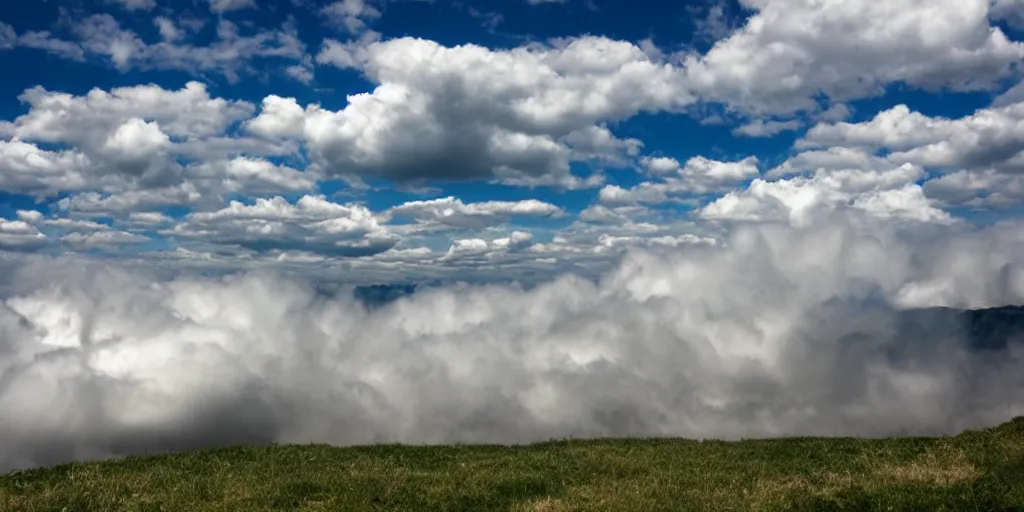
[2,216,1024,472]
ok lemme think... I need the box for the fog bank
[2,217,1024,472]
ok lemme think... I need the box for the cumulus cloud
[2,216,1024,472]
[0,140,91,197]
[61,230,150,249]
[682,0,1024,115]
[1,83,312,205]
[600,156,760,205]
[384,196,564,230]
[924,169,1024,208]
[700,164,950,226]
[801,102,1024,174]
[0,220,46,250]
[164,195,399,257]
[306,35,691,186]
[732,119,803,138]
[9,82,253,143]
[57,185,205,217]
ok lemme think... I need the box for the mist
[2,215,1024,473]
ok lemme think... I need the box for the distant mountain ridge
[350,285,1024,351]
[896,305,1024,351]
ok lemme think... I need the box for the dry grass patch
[517,496,568,512]
[878,447,980,486]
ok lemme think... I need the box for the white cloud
[1,15,307,83]
[165,195,399,257]
[153,17,182,43]
[815,103,852,122]
[681,0,1024,115]
[127,212,175,228]
[602,156,760,204]
[107,0,157,11]
[801,101,1024,174]
[246,95,306,139]
[2,217,1024,471]
[732,119,803,138]
[699,164,950,225]
[597,232,718,249]
[924,169,1024,207]
[0,219,46,250]
[385,197,564,230]
[0,23,15,50]
[0,140,91,197]
[208,0,256,14]
[186,157,318,196]
[990,0,1024,27]
[57,185,205,216]
[767,147,893,179]
[10,82,253,143]
[61,230,150,249]
[443,230,536,261]
[322,0,382,34]
[0,83,313,204]
[994,80,1024,108]
[309,35,691,185]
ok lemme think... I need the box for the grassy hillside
[2,418,1022,512]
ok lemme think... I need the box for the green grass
[2,418,1023,512]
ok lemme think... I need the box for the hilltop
[2,417,1022,511]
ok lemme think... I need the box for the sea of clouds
[1,214,1024,473]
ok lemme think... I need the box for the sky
[0,0,1022,280]
[3,0,1024,472]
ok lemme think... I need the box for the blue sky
[1,0,1024,282]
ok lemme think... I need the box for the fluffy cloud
[0,220,46,250]
[0,83,313,204]
[186,157,318,196]
[8,82,253,143]
[682,0,1024,115]
[11,210,152,251]
[385,197,564,230]
[923,169,1024,207]
[61,230,150,249]
[766,147,894,178]
[600,156,760,205]
[0,140,91,197]
[164,195,399,257]
[56,185,205,217]
[443,230,536,261]
[699,164,951,225]
[801,102,1024,174]
[732,119,803,138]
[2,217,1024,471]
[306,35,691,186]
